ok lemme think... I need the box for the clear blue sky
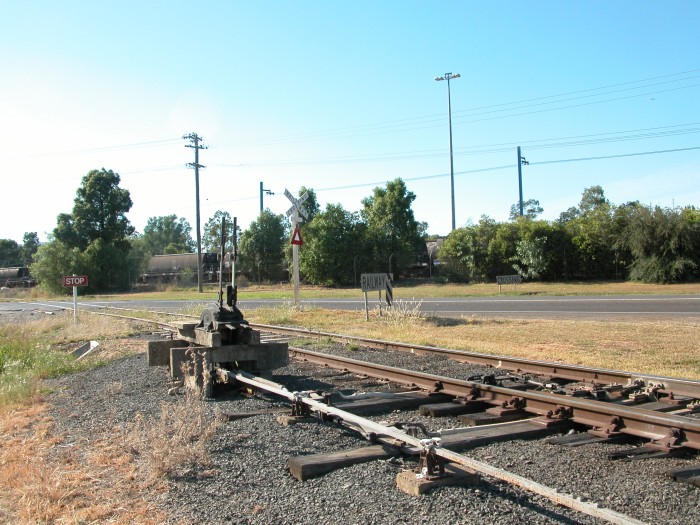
[1,1,699,244]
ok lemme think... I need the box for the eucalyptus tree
[142,215,195,255]
[33,168,134,293]
[239,210,288,282]
[360,178,425,277]
[299,203,365,286]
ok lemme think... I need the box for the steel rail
[253,322,700,399]
[32,301,700,448]
[221,367,647,525]
[289,346,700,451]
[26,301,180,329]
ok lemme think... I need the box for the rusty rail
[219,366,647,525]
[289,346,700,451]
[254,322,700,399]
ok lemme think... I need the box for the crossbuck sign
[285,189,309,220]
[285,189,309,306]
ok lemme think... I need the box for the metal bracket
[589,415,623,437]
[650,427,685,450]
[415,438,449,481]
[546,405,573,420]
[394,422,432,438]
[291,392,311,417]
[501,396,526,410]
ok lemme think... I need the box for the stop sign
[62,275,89,287]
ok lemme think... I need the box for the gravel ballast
[33,320,699,525]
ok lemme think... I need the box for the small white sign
[361,273,388,292]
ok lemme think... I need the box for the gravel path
[40,326,699,525]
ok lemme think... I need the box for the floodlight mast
[435,73,460,231]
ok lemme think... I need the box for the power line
[210,69,700,149]
[528,145,700,166]
[208,123,700,168]
[173,145,698,211]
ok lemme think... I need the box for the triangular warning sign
[291,226,303,246]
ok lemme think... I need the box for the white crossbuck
[284,189,309,220]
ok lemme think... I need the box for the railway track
[40,301,700,453]
[23,301,700,524]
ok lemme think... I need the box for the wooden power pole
[184,132,207,293]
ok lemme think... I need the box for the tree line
[3,168,697,294]
[440,186,699,284]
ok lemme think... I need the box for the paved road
[3,294,699,321]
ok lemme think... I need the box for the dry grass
[248,306,700,380]
[0,405,166,524]
[393,280,700,298]
[125,393,221,481]
[0,311,151,410]
[0,314,221,524]
[0,397,220,524]
[1,310,144,345]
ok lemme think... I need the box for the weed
[249,302,305,325]
[375,299,425,327]
[125,393,221,480]
[0,311,145,410]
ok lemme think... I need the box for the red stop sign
[62,275,88,287]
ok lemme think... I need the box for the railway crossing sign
[284,189,309,220]
[285,189,308,305]
[291,226,303,246]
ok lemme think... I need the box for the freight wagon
[0,267,36,288]
[141,253,230,283]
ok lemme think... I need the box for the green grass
[0,312,145,410]
[2,280,699,304]
[0,331,90,408]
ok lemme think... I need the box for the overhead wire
[200,145,698,210]
[210,69,700,148]
[208,123,700,168]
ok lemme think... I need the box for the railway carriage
[0,266,35,288]
[141,253,230,283]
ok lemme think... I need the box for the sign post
[62,275,88,324]
[360,273,393,320]
[284,189,309,305]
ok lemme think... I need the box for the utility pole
[517,146,529,217]
[259,181,274,212]
[435,72,460,230]
[184,132,207,293]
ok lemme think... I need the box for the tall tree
[21,232,40,265]
[34,168,134,293]
[142,215,195,255]
[360,179,424,277]
[202,211,238,252]
[440,227,475,282]
[621,205,697,283]
[299,203,364,286]
[55,168,134,249]
[29,239,80,294]
[0,239,21,267]
[564,186,616,279]
[509,199,544,221]
[239,210,287,282]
